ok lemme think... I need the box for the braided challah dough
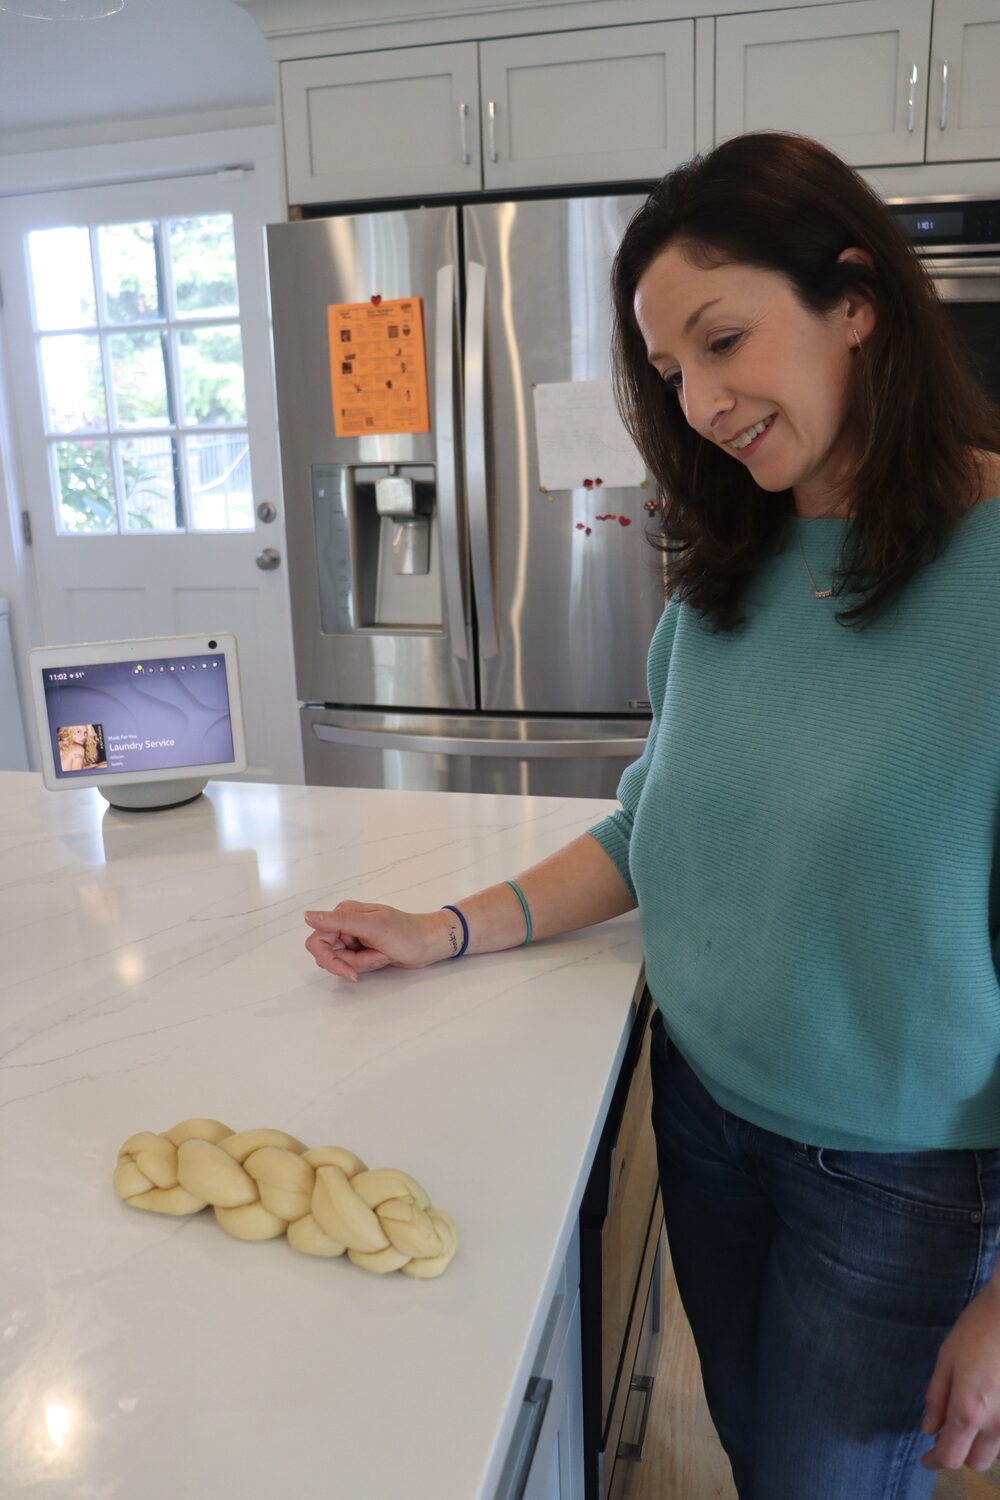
[113,1118,457,1279]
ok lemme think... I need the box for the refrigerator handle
[463,259,499,659]
[435,262,469,663]
[311,723,649,758]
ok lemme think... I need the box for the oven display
[894,209,965,239]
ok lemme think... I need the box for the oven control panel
[890,198,1000,251]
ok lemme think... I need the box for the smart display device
[29,633,248,810]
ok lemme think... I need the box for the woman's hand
[304,903,450,981]
[922,1274,1000,1471]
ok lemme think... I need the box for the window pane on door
[29,226,96,330]
[40,334,107,430]
[27,208,254,536]
[120,436,181,531]
[109,330,170,427]
[55,439,116,532]
[178,326,247,423]
[185,433,252,530]
[98,221,163,323]
[169,214,239,318]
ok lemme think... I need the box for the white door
[0,170,303,783]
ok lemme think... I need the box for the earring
[852,328,863,351]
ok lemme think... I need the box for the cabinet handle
[501,1377,552,1500]
[906,63,919,133]
[618,1375,656,1463]
[458,100,471,165]
[939,60,950,131]
[487,99,499,163]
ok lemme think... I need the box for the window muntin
[28,213,253,535]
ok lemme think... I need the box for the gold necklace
[796,525,835,599]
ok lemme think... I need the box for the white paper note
[532,379,645,492]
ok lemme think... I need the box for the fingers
[304,924,392,982]
[921,1367,949,1442]
[921,1376,1000,1472]
[922,1413,998,1473]
[965,1428,1000,1473]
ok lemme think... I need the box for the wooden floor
[632,1250,1000,1500]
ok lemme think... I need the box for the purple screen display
[43,652,235,779]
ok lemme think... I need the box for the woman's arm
[304,832,636,981]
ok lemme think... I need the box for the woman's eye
[662,370,683,391]
[709,333,742,355]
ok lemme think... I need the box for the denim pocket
[813,1147,988,1226]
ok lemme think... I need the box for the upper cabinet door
[715,0,933,167]
[926,0,1000,163]
[281,43,482,205]
[478,21,695,192]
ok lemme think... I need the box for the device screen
[41,651,235,778]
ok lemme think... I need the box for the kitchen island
[0,773,644,1499]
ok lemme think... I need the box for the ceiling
[0,0,273,143]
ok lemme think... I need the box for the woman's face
[69,726,87,746]
[633,243,871,517]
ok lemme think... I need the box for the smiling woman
[610,130,1000,630]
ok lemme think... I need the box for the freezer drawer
[301,707,649,798]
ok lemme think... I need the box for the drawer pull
[618,1374,655,1463]
[502,1376,552,1500]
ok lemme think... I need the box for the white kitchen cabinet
[281,21,696,204]
[478,21,695,191]
[926,0,1000,163]
[715,0,934,167]
[281,43,482,203]
[493,1228,585,1500]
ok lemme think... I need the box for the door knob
[255,548,281,571]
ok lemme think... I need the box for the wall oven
[887,196,1000,404]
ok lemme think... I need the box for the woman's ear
[837,246,876,343]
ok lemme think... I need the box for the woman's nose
[680,369,734,436]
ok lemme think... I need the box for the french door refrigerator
[266,195,665,796]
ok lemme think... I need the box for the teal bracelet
[505,879,533,945]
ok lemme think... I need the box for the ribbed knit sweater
[589,500,1000,1151]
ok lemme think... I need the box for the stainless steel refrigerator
[266,195,665,796]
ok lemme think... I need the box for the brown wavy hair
[611,132,1000,629]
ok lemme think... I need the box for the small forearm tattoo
[446,922,459,956]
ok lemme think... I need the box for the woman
[58,723,103,772]
[305,133,1000,1497]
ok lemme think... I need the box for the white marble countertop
[0,773,643,1500]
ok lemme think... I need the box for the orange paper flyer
[328,297,430,437]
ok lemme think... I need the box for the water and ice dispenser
[312,462,443,632]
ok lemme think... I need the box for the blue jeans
[648,1010,1000,1500]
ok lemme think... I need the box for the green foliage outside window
[42,213,247,534]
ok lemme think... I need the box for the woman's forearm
[439,833,636,959]
[305,834,635,979]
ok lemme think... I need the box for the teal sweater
[590,501,1000,1151]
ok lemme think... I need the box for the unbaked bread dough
[113,1119,457,1279]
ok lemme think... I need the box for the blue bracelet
[441,904,469,959]
[505,879,533,945]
